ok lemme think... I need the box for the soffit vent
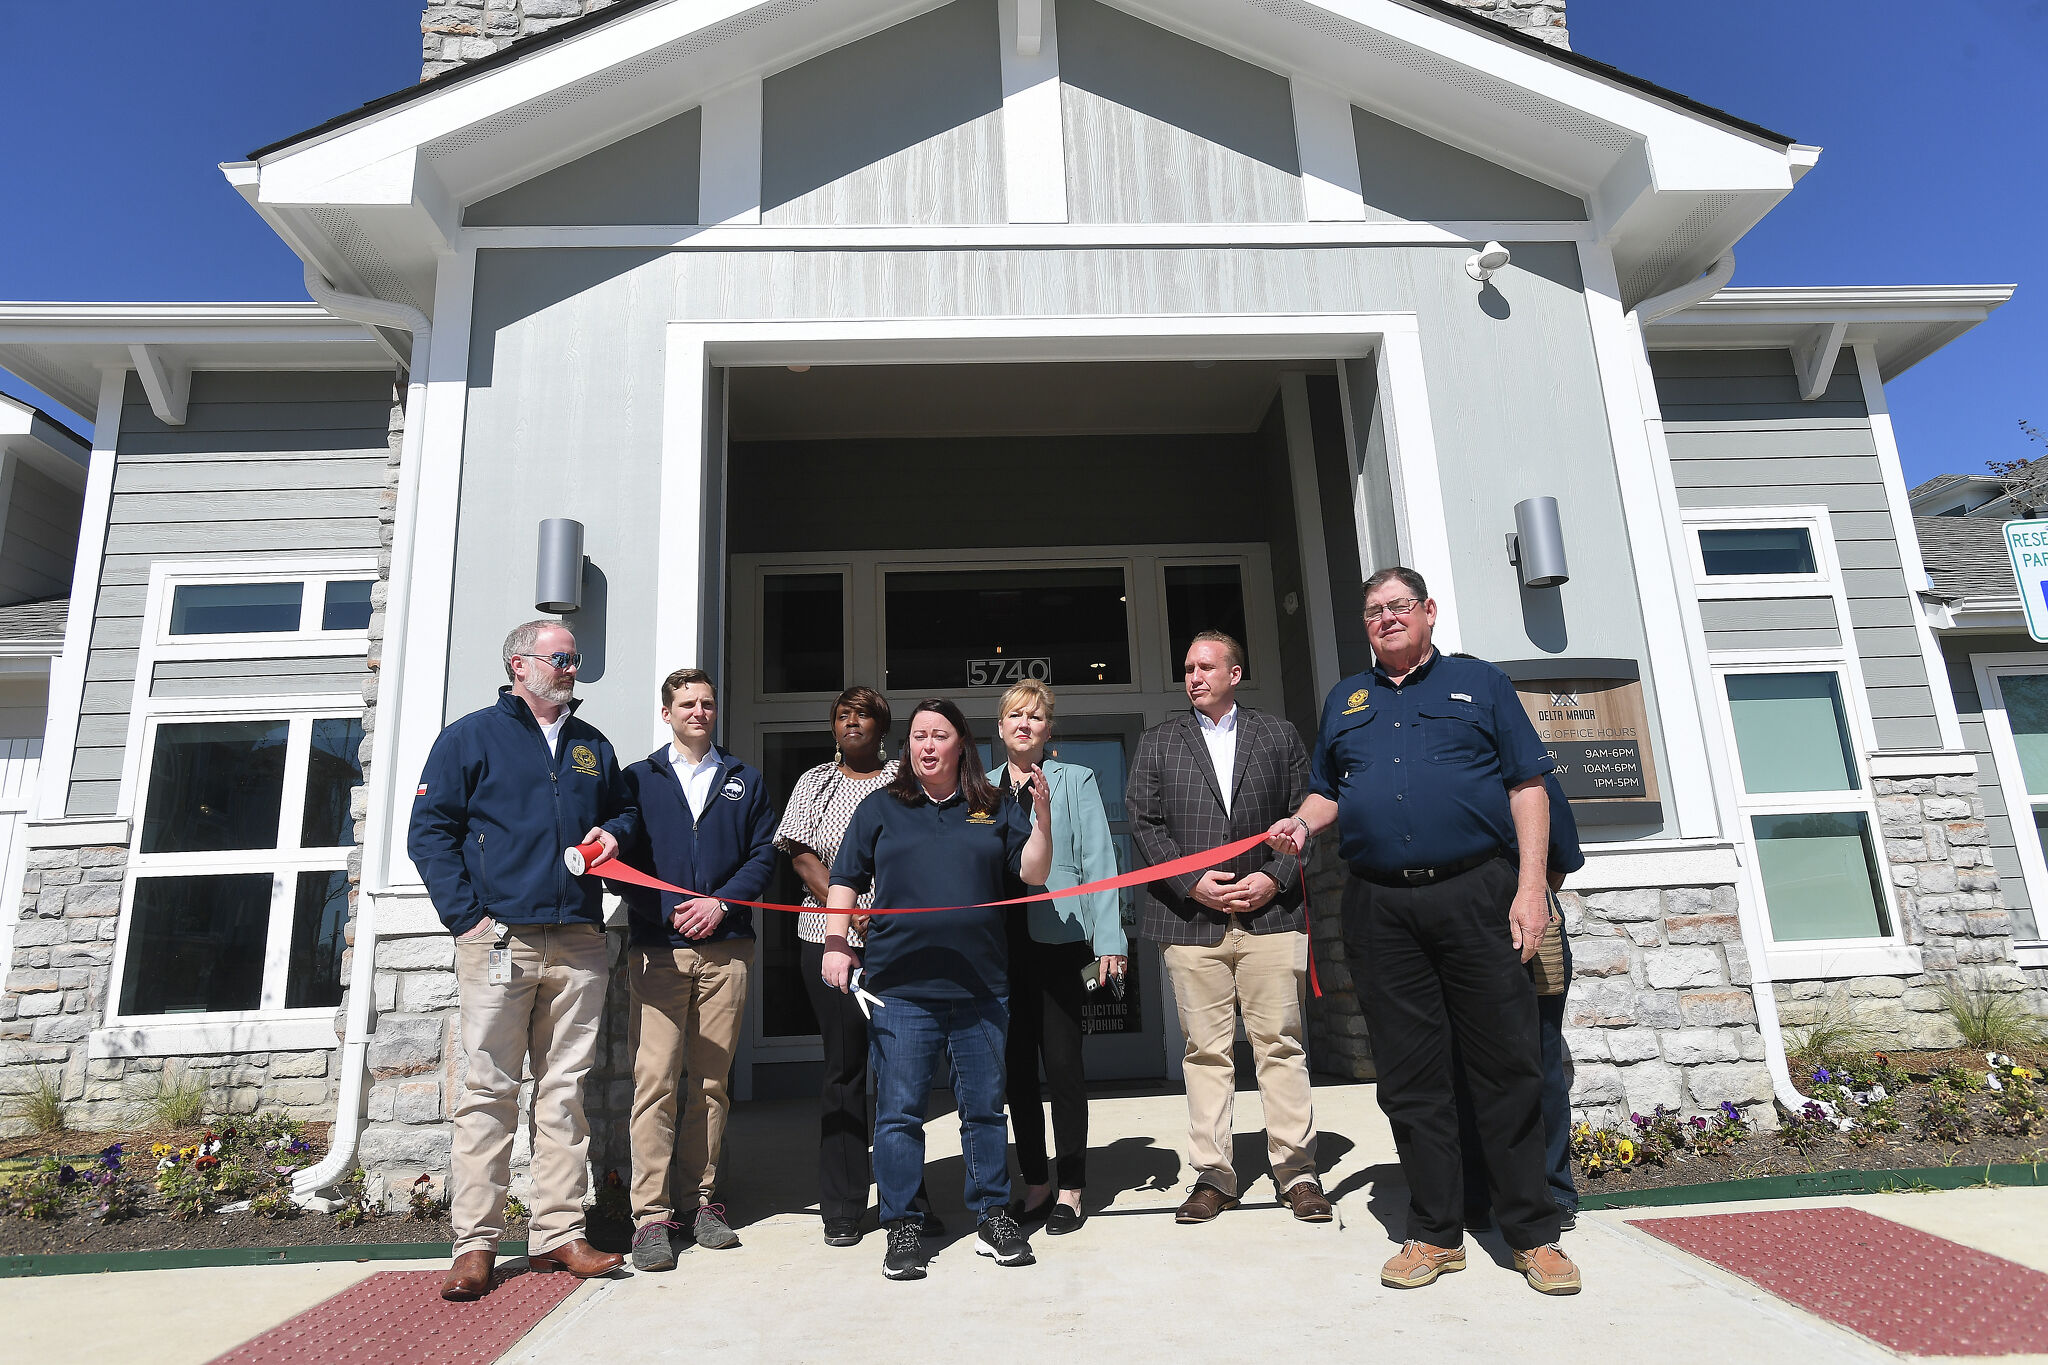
[1620,193,1734,306]
[428,0,820,163]
[1241,0,1634,153]
[305,207,428,313]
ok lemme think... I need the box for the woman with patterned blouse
[776,686,927,1247]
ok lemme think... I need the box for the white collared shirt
[538,711,569,757]
[1197,704,1239,814]
[671,744,722,818]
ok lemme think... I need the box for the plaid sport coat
[1125,706,1309,947]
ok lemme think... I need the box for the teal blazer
[988,757,1128,956]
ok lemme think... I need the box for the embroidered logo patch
[1451,692,1473,704]
[416,784,429,796]
[721,775,746,802]
[967,811,996,825]
[1347,689,1368,708]
[569,744,600,776]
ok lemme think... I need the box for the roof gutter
[292,265,432,1202]
[1636,252,1738,324]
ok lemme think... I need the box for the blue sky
[0,0,2037,487]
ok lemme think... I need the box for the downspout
[1627,252,1814,1120]
[293,263,432,1198]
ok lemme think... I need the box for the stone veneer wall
[420,0,1568,80]
[1771,769,2043,1053]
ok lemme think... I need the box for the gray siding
[0,677,47,741]
[1059,0,1301,223]
[761,0,1004,225]
[151,656,367,700]
[0,458,82,605]
[1351,107,1586,222]
[464,108,701,226]
[66,370,391,816]
[1655,348,1941,750]
[1698,596,1842,652]
[1944,633,2043,938]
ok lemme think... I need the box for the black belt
[1354,847,1505,888]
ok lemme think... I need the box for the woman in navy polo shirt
[823,698,1052,1281]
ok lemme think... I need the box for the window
[321,581,374,631]
[1163,563,1251,681]
[761,573,844,695]
[1975,663,2048,944]
[1698,527,1817,578]
[1722,668,1894,945]
[161,573,376,641]
[116,713,364,1019]
[884,566,1132,691]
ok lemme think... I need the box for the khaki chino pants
[1162,927,1318,1197]
[627,940,753,1227]
[450,923,609,1258]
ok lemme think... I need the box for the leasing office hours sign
[2004,519,2048,643]
[1504,662,1664,826]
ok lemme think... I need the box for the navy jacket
[618,746,778,948]
[1544,772,1586,878]
[407,688,641,937]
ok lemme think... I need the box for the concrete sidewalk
[8,1082,2046,1364]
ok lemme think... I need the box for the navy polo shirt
[829,787,1032,1004]
[1309,651,1554,877]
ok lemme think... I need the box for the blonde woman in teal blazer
[990,679,1127,1235]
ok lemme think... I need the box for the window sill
[2014,941,2048,970]
[89,1017,339,1059]
[1765,943,1923,981]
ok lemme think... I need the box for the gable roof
[1917,515,2018,604]
[248,0,1791,161]
[0,596,69,648]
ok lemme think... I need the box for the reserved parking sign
[2003,518,2048,642]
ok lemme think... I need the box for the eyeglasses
[1363,597,1423,622]
[519,651,584,671]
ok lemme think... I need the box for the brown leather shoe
[1280,1179,1334,1223]
[527,1237,625,1278]
[1513,1243,1582,1295]
[441,1248,495,1301]
[1174,1183,1239,1224]
[1381,1240,1466,1288]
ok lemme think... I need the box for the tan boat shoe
[1381,1239,1466,1288]
[1513,1243,1583,1295]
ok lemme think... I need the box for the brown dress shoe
[441,1248,496,1301]
[1514,1243,1583,1295]
[1174,1184,1239,1224]
[1280,1180,1334,1223]
[527,1237,625,1278]
[1381,1240,1466,1288]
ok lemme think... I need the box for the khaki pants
[1162,927,1317,1197]
[450,923,609,1258]
[627,939,753,1227]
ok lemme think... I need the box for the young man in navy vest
[618,668,777,1270]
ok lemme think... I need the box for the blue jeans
[871,994,1011,1225]
[1460,932,1575,1219]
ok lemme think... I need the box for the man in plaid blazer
[1126,630,1330,1224]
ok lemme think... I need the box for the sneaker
[882,1219,926,1280]
[1558,1208,1578,1233]
[630,1221,682,1272]
[693,1203,740,1250]
[1381,1240,1467,1289]
[974,1210,1036,1266]
[823,1216,862,1248]
[1514,1243,1582,1295]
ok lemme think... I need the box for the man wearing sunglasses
[409,619,641,1301]
[1266,567,1580,1297]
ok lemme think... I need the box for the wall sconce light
[1506,496,1569,589]
[1465,240,1511,283]
[536,518,585,613]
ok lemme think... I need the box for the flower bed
[1570,1048,2048,1196]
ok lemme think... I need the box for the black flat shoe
[1045,1203,1083,1236]
[823,1217,862,1247]
[1012,1193,1055,1225]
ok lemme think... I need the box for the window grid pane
[1751,811,1891,942]
[285,869,350,1010]
[1163,564,1251,682]
[1698,527,1818,577]
[140,720,290,853]
[120,873,275,1015]
[885,567,1131,691]
[2000,674,2048,796]
[762,574,844,695]
[321,580,374,631]
[1726,672,1859,794]
[169,582,304,635]
[302,717,365,848]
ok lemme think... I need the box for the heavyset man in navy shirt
[1269,566,1583,1297]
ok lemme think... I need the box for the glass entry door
[728,544,1283,1093]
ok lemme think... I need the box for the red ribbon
[568,831,1323,996]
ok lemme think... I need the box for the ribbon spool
[564,841,603,876]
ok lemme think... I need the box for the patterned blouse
[774,759,899,944]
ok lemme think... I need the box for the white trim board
[457,221,1597,250]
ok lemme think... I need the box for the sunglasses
[519,651,584,670]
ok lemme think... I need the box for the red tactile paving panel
[208,1267,581,1365]
[1630,1207,2048,1357]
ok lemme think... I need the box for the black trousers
[799,939,933,1223]
[1003,922,1094,1190]
[1341,859,1560,1251]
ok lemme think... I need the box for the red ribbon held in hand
[564,833,1324,997]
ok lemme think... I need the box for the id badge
[486,947,512,986]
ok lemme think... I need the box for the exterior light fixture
[787,363,811,373]
[536,518,585,613]
[1465,241,1511,282]
[1506,496,1569,589]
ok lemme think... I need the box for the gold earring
[833,744,843,766]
